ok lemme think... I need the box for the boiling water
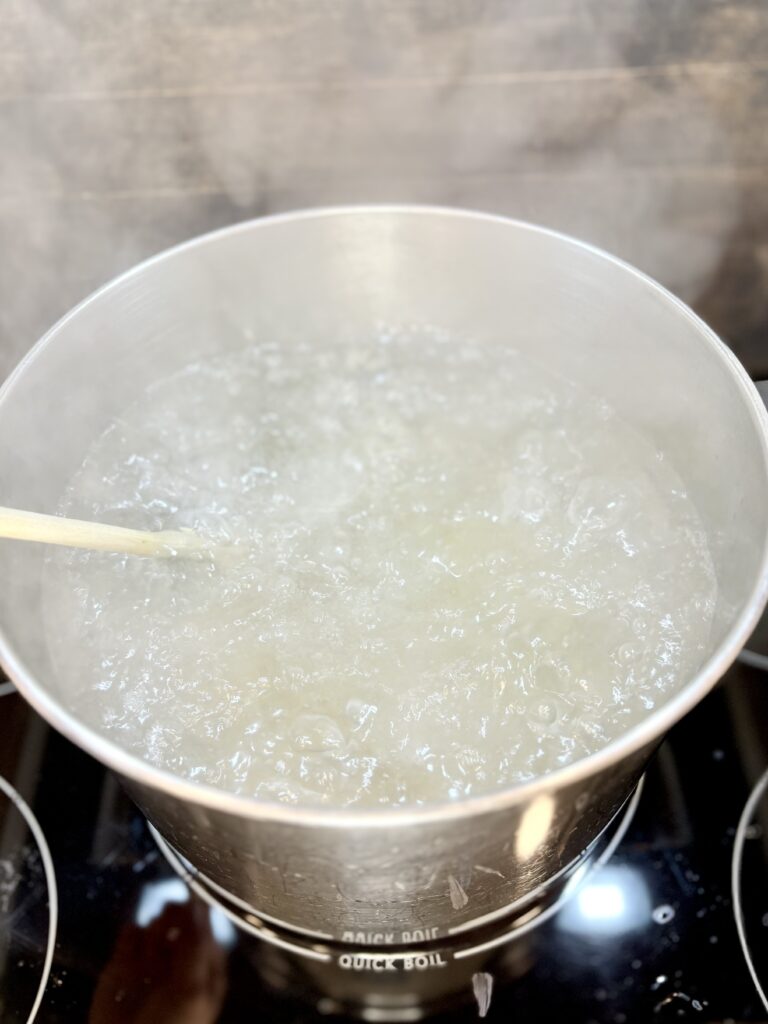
[43,326,717,808]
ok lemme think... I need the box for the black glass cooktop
[1,662,767,1024]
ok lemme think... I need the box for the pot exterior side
[124,740,652,942]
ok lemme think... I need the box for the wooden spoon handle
[0,505,207,558]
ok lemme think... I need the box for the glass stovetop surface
[1,664,767,1023]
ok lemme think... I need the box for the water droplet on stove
[448,874,469,910]
[472,972,494,1018]
[652,904,675,924]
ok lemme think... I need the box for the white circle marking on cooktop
[0,773,59,1024]
[732,764,768,1016]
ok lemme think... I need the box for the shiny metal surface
[0,207,767,945]
[125,748,650,939]
[145,780,643,1019]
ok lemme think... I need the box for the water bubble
[292,715,346,753]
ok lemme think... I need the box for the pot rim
[2,203,767,829]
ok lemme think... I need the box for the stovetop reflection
[1,665,767,1023]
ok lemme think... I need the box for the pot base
[149,777,642,1019]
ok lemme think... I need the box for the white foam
[42,325,717,808]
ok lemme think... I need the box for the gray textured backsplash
[1,0,767,383]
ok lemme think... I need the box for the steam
[0,0,745,386]
[192,0,740,306]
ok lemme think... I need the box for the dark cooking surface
[1,663,768,1024]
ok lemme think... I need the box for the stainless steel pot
[1,207,767,950]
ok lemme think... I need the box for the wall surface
[1,0,767,382]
